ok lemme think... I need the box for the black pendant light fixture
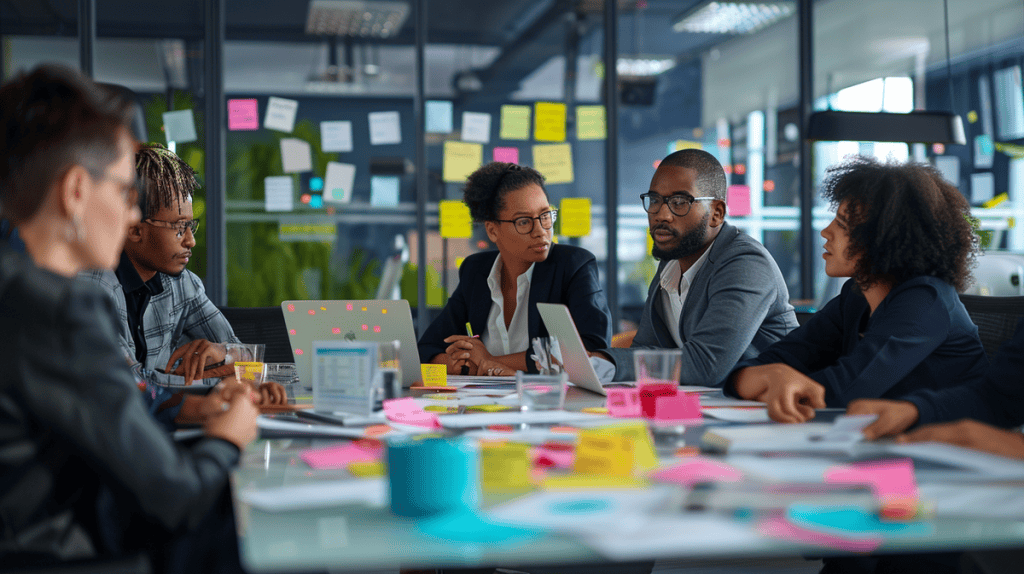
[807,0,966,145]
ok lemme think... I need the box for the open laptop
[281,299,420,389]
[536,303,607,396]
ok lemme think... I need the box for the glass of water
[373,340,402,410]
[516,372,568,411]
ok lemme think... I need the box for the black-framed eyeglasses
[640,193,716,217]
[493,210,557,235]
[145,218,200,238]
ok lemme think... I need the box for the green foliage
[400,263,447,308]
[965,213,992,251]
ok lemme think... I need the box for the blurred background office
[3,0,1021,331]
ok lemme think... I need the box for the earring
[64,214,86,243]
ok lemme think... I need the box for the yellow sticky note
[983,193,1008,209]
[605,421,659,472]
[581,406,608,415]
[532,143,574,184]
[573,430,634,477]
[576,105,606,140]
[443,141,483,183]
[424,405,458,413]
[534,102,567,142]
[347,461,385,477]
[420,363,447,386]
[480,441,533,492]
[559,198,591,237]
[500,105,531,140]
[466,404,513,412]
[438,200,472,239]
[542,474,649,490]
[674,140,702,151]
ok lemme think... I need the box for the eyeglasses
[493,210,557,235]
[145,218,200,238]
[640,193,716,217]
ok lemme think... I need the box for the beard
[650,210,710,261]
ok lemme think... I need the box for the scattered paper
[606,388,641,418]
[264,176,294,212]
[825,458,917,501]
[437,410,605,429]
[487,488,673,535]
[758,515,882,553]
[321,120,353,152]
[461,111,492,143]
[727,184,751,217]
[493,146,519,164]
[701,407,770,423]
[227,99,259,130]
[439,199,472,239]
[584,515,766,560]
[500,105,531,140]
[382,397,441,429]
[559,197,591,237]
[919,484,1024,518]
[257,415,366,438]
[323,162,356,203]
[654,393,702,422]
[532,143,573,184]
[240,479,387,512]
[163,109,197,143]
[442,141,483,182]
[649,458,743,486]
[301,440,383,470]
[534,102,567,142]
[368,111,401,145]
[425,100,454,133]
[280,138,313,173]
[264,96,298,132]
[576,105,606,140]
[370,175,400,207]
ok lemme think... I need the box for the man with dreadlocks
[82,143,285,425]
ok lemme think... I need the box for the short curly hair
[463,162,546,222]
[821,156,977,292]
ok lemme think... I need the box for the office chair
[217,306,294,363]
[958,294,1024,360]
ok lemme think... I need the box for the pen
[465,322,475,337]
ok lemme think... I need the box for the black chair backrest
[217,306,294,364]
[958,294,1024,361]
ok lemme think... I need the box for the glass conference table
[232,385,1024,572]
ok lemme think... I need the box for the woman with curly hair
[417,161,612,376]
[726,156,987,423]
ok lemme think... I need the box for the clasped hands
[441,335,511,376]
[165,339,286,405]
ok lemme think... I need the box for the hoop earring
[64,213,86,243]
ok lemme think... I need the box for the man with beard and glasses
[596,149,798,386]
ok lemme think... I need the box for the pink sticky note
[383,397,442,429]
[638,383,677,418]
[493,146,519,164]
[757,516,882,553]
[727,184,751,216]
[824,458,918,501]
[532,444,575,469]
[655,393,702,422]
[228,99,259,130]
[300,440,383,470]
[606,388,642,418]
[649,457,743,486]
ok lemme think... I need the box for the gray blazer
[604,222,798,386]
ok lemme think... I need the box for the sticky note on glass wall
[321,121,353,153]
[674,140,702,151]
[324,162,356,204]
[576,105,606,140]
[370,175,400,207]
[493,147,519,164]
[264,97,298,133]
[439,200,472,238]
[461,111,492,144]
[426,100,453,133]
[420,363,447,387]
[280,138,313,173]
[573,430,634,477]
[727,184,751,216]
[368,111,402,145]
[443,141,483,182]
[534,102,567,142]
[163,109,197,144]
[500,105,531,140]
[532,143,573,184]
[264,176,294,212]
[481,442,532,492]
[558,198,591,237]
[227,99,259,131]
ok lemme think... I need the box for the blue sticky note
[416,509,543,544]
[309,194,323,209]
[787,504,933,538]
[370,175,400,207]
[426,101,454,134]
[309,176,324,192]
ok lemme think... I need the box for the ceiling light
[306,0,409,39]
[616,58,676,77]
[673,1,795,34]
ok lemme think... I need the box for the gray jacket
[604,222,798,386]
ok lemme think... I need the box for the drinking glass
[373,340,402,410]
[634,349,682,385]
[516,372,568,411]
[226,343,266,390]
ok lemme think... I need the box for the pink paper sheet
[649,458,743,486]
[301,440,383,470]
[606,388,642,418]
[228,99,259,130]
[758,516,882,553]
[637,383,677,418]
[824,458,918,501]
[383,397,442,429]
[654,393,702,422]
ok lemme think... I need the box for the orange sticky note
[420,363,447,387]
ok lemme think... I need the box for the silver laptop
[536,303,606,396]
[281,299,420,388]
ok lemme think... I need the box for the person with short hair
[596,148,798,386]
[418,161,613,376]
[0,64,256,573]
[728,156,987,424]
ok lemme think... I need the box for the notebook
[281,299,420,388]
[536,302,607,396]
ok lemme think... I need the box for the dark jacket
[417,243,612,373]
[0,246,239,561]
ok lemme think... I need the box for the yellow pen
[465,322,475,337]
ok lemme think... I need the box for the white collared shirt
[658,240,715,348]
[481,254,535,357]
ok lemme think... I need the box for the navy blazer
[417,243,612,373]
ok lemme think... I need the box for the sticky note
[824,458,918,502]
[574,429,634,477]
[426,100,454,133]
[280,138,313,173]
[481,442,533,492]
[493,147,519,164]
[347,461,385,477]
[971,172,995,204]
[439,199,472,238]
[532,143,573,184]
[500,105,531,140]
[559,198,591,237]
[227,99,259,130]
[673,140,702,151]
[603,421,658,472]
[368,111,401,145]
[637,383,677,418]
[461,111,492,144]
[541,475,649,490]
[301,439,383,470]
[421,363,447,387]
[532,443,574,469]
[606,388,642,418]
[264,96,299,133]
[443,141,483,182]
[974,134,994,169]
[370,175,400,207]
[162,109,197,144]
[576,105,606,140]
[727,184,751,216]
[321,121,353,153]
[383,397,442,429]
[787,504,933,538]
[534,102,567,142]
[264,176,294,212]
[649,458,743,486]
[323,162,356,204]
[757,515,883,553]
[654,393,702,422]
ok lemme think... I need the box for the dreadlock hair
[135,143,199,219]
[463,162,547,222]
[820,155,978,293]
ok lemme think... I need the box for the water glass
[373,340,403,410]
[516,371,568,411]
[634,349,682,385]
[226,343,266,390]
[264,363,298,385]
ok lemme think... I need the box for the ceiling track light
[673,1,795,35]
[305,0,409,39]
